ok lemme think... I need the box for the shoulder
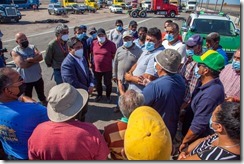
[48,39,57,46]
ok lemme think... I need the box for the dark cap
[97,28,106,35]
[206,32,220,42]
[88,26,97,34]
[186,34,203,47]
[0,30,3,37]
[67,37,81,48]
[80,25,87,30]
[129,20,137,27]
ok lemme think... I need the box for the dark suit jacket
[61,54,94,91]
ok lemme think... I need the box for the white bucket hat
[47,83,88,122]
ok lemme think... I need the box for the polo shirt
[128,46,165,93]
[190,78,225,137]
[108,28,125,48]
[216,45,229,65]
[91,39,116,72]
[142,74,186,139]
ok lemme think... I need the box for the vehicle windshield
[89,0,96,2]
[188,2,197,4]
[72,4,78,7]
[116,0,124,2]
[193,19,236,36]
[54,5,61,8]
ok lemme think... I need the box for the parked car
[78,4,96,13]
[65,4,85,14]
[109,4,123,13]
[47,3,66,15]
[125,2,132,10]
[180,11,240,61]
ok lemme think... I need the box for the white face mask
[74,49,84,58]
[61,34,69,42]
[97,36,106,43]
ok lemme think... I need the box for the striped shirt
[219,64,240,99]
[103,120,127,160]
[190,134,240,160]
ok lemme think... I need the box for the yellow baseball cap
[124,106,172,160]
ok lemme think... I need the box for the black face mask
[139,35,146,42]
[21,40,29,48]
[17,83,26,97]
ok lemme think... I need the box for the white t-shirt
[162,40,186,64]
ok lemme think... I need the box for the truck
[0,1,23,23]
[84,0,99,10]
[128,0,178,18]
[185,0,197,13]
[113,0,125,9]
[10,0,41,9]
[60,0,77,7]
[141,0,151,10]
[169,0,178,5]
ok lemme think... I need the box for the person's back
[28,120,109,160]
[0,101,48,159]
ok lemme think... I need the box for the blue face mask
[92,33,97,39]
[232,60,240,71]
[77,33,86,41]
[145,41,155,52]
[116,26,123,31]
[194,65,201,79]
[209,115,218,132]
[165,34,174,42]
[186,49,194,57]
[123,41,133,48]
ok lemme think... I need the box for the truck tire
[169,11,176,18]
[131,10,138,18]
[139,10,147,18]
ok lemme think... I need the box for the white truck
[185,0,197,13]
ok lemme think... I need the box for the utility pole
[214,0,218,11]
[220,0,224,12]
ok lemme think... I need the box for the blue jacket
[61,54,94,91]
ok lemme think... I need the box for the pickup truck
[65,4,85,14]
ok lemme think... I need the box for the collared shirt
[128,46,165,93]
[133,38,146,50]
[216,45,228,65]
[108,28,126,48]
[162,40,186,64]
[112,44,142,83]
[190,78,225,137]
[219,64,240,99]
[70,54,94,87]
[91,39,116,72]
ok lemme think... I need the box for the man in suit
[61,36,95,122]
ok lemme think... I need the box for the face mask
[186,49,194,57]
[145,41,155,52]
[123,41,133,48]
[74,49,84,58]
[194,65,201,79]
[97,36,106,43]
[77,33,86,41]
[232,60,240,71]
[202,47,207,53]
[165,34,174,42]
[130,30,136,35]
[209,115,218,132]
[61,34,69,42]
[116,26,123,31]
[21,40,29,48]
[17,83,26,97]
[92,33,97,39]
[139,35,146,42]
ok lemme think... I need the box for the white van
[185,0,197,12]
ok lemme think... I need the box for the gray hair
[55,24,69,37]
[118,89,144,118]
[0,68,14,95]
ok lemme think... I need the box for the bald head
[15,32,29,48]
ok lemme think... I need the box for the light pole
[214,0,218,11]
[220,0,224,12]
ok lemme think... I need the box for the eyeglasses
[187,45,196,49]
[197,63,207,68]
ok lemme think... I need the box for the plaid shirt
[180,59,199,103]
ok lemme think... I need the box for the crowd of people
[0,18,240,160]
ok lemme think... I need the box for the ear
[215,123,224,133]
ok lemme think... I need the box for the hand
[112,77,117,83]
[88,62,93,68]
[88,86,94,95]
[19,95,36,103]
[225,97,240,102]
[138,75,151,86]
[179,143,188,153]
[178,151,187,160]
